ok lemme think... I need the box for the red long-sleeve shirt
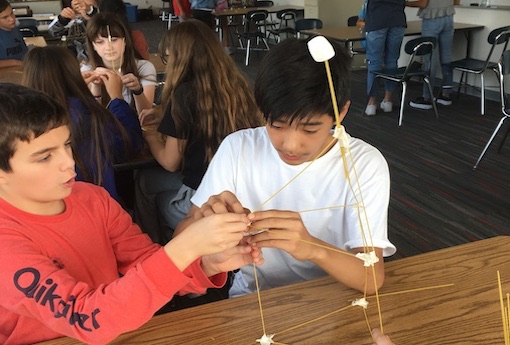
[0,182,226,344]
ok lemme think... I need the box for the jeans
[366,26,406,97]
[421,15,454,99]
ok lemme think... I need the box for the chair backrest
[275,9,296,28]
[294,18,323,32]
[245,10,268,33]
[499,50,510,116]
[484,26,510,67]
[18,18,39,37]
[402,36,437,78]
[347,15,358,27]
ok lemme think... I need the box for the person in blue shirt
[0,0,28,68]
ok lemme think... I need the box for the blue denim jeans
[421,15,454,99]
[366,26,406,97]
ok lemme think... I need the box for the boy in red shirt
[0,83,262,344]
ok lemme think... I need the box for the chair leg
[456,71,465,97]
[497,123,510,152]
[262,38,270,50]
[424,77,439,119]
[398,81,407,127]
[245,39,251,66]
[480,73,485,115]
[473,117,508,169]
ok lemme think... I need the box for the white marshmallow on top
[307,36,335,62]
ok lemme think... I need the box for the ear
[0,169,9,185]
[338,100,351,124]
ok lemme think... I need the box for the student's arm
[0,186,250,343]
[139,107,185,172]
[121,60,156,114]
[144,130,184,171]
[0,59,22,68]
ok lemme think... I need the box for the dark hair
[85,12,139,105]
[254,38,351,124]
[0,83,69,172]
[21,46,130,185]
[0,0,10,12]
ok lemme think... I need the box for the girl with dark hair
[82,12,156,114]
[22,46,143,202]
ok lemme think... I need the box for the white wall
[405,6,510,93]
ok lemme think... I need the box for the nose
[61,147,75,172]
[281,130,301,154]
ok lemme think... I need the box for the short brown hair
[0,83,69,172]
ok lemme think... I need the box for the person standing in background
[190,0,218,28]
[407,0,460,110]
[364,0,406,116]
[174,0,192,21]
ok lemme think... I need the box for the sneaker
[365,104,377,116]
[409,97,433,110]
[436,94,452,106]
[380,101,393,113]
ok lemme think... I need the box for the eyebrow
[30,134,71,157]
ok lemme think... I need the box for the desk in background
[303,21,484,59]
[38,236,510,344]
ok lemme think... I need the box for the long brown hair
[21,46,128,186]
[158,19,262,163]
[85,12,140,106]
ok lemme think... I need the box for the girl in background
[136,19,262,244]
[83,12,156,114]
[22,46,143,203]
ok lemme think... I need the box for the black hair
[0,0,11,12]
[254,37,351,124]
[0,83,69,172]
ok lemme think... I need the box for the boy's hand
[197,191,250,219]
[201,242,264,276]
[164,213,250,271]
[248,210,318,262]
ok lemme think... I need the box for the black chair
[294,18,322,38]
[452,26,510,115]
[347,15,365,57]
[369,36,439,127]
[237,10,270,66]
[267,9,297,43]
[473,50,510,169]
[18,18,39,37]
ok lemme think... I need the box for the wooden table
[302,21,484,58]
[39,236,510,344]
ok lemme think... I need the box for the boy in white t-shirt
[176,38,396,298]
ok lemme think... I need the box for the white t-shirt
[192,126,396,297]
[81,59,156,105]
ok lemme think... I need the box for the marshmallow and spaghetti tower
[252,36,384,344]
